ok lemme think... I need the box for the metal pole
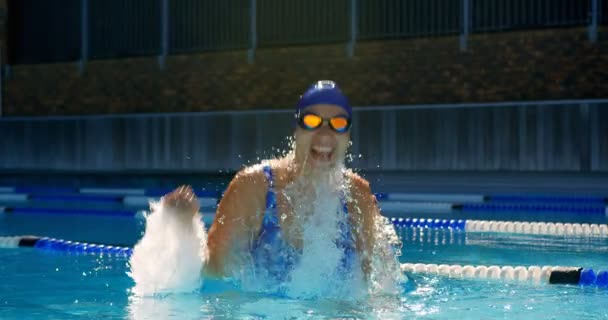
[347,0,357,58]
[580,104,591,171]
[459,0,469,51]
[79,0,89,75]
[0,48,3,117]
[248,0,257,64]
[589,0,598,43]
[159,0,169,70]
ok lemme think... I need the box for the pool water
[1,212,608,319]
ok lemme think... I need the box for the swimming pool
[1,187,607,319]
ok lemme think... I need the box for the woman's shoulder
[233,163,268,186]
[232,158,285,187]
[345,170,372,194]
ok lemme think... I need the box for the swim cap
[295,80,352,117]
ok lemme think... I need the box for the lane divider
[4,236,605,288]
[1,187,606,215]
[400,263,608,288]
[0,194,29,203]
[29,194,124,203]
[0,235,131,256]
[123,196,218,208]
[455,203,606,214]
[14,186,78,194]
[80,188,146,195]
[1,207,216,221]
[144,188,220,197]
[2,207,135,217]
[487,195,607,204]
[374,193,485,203]
[0,187,16,193]
[379,202,453,213]
[390,218,608,237]
[1,186,605,206]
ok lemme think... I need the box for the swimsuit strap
[263,164,275,190]
[262,165,278,225]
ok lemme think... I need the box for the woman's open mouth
[310,146,334,163]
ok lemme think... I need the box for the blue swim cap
[295,80,352,117]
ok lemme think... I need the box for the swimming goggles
[297,112,352,133]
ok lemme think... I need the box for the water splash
[127,200,208,296]
[283,171,366,299]
[369,213,407,296]
[126,151,405,299]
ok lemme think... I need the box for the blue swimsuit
[249,165,358,285]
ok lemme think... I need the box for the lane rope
[390,217,608,237]
[400,263,608,288]
[0,235,131,256]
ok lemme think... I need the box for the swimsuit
[249,165,358,286]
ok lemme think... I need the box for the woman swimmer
[160,81,385,289]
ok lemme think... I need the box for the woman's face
[294,104,351,171]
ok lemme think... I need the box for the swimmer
[160,81,384,288]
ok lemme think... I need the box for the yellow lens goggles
[298,112,351,133]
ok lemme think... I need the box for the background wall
[1,101,606,173]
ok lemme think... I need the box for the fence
[7,0,606,65]
[1,100,607,172]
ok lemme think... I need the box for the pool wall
[1,100,607,175]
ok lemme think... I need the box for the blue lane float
[144,188,221,198]
[0,187,16,193]
[29,194,124,203]
[4,207,136,217]
[374,193,485,203]
[457,203,606,214]
[33,238,132,256]
[390,218,467,230]
[488,195,607,205]
[79,188,146,195]
[0,235,132,256]
[3,235,607,288]
[123,196,219,209]
[390,217,608,237]
[14,186,79,194]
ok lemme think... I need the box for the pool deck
[361,171,608,196]
[0,170,607,197]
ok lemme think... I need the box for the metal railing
[88,0,161,59]
[6,0,605,65]
[169,0,250,53]
[358,0,460,40]
[257,0,349,47]
[472,0,590,33]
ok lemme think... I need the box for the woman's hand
[162,185,200,220]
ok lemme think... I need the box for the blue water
[1,212,608,319]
